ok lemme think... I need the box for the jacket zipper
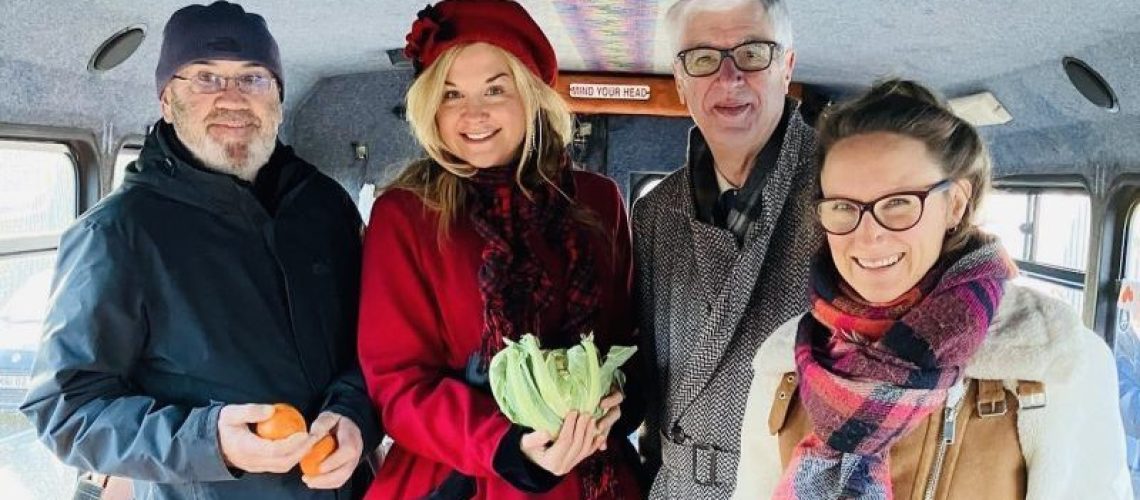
[244,176,319,395]
[923,379,968,500]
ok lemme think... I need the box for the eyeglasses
[815,179,954,235]
[676,41,781,77]
[171,71,276,95]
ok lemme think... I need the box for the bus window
[112,145,141,190]
[0,140,79,499]
[979,188,1090,313]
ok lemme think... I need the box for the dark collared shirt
[690,102,792,234]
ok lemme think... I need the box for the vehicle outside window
[0,139,79,499]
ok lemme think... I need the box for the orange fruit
[300,435,338,476]
[255,403,306,440]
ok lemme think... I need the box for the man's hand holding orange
[218,403,317,474]
[300,411,364,490]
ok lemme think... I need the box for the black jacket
[20,121,380,499]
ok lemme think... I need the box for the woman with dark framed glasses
[815,178,952,236]
[734,79,1131,499]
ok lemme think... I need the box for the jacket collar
[676,98,807,222]
[125,120,313,217]
[755,284,1087,382]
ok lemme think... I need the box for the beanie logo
[206,37,243,53]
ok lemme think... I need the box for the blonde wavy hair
[389,43,577,237]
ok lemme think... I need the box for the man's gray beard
[170,97,280,181]
[189,128,277,180]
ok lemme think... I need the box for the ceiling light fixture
[386,48,411,67]
[948,91,1012,127]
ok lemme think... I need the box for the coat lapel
[667,110,816,415]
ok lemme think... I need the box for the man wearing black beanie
[20,2,381,499]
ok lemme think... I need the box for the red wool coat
[358,171,642,499]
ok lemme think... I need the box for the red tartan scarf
[774,236,1015,499]
[466,158,617,499]
[467,158,599,363]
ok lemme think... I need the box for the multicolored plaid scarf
[467,158,617,499]
[774,235,1015,499]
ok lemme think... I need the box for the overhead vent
[89,25,146,72]
[386,48,412,68]
[948,91,1012,127]
[1063,56,1118,112]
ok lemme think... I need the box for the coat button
[705,302,713,314]
[671,424,687,442]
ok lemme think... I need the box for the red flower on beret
[402,0,556,84]
[405,4,455,72]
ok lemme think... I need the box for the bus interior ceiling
[2,1,1140,316]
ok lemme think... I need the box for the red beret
[405,0,558,85]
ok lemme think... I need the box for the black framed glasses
[171,71,276,95]
[815,179,954,235]
[675,41,780,77]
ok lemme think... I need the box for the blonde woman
[356,1,643,498]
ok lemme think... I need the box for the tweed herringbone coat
[633,102,821,499]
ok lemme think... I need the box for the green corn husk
[490,337,563,435]
[489,333,637,435]
[522,335,570,417]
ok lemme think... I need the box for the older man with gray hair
[633,0,821,497]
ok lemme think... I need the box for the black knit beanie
[155,1,283,100]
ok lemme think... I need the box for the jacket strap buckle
[1016,380,1047,410]
[691,442,722,486]
[768,372,799,434]
[976,379,1008,417]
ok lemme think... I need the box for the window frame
[111,134,145,191]
[989,174,1098,322]
[0,123,100,218]
[1098,176,1140,345]
[988,180,1090,284]
[0,128,96,259]
[0,140,77,252]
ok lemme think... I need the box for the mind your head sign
[569,83,651,100]
[553,72,690,116]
